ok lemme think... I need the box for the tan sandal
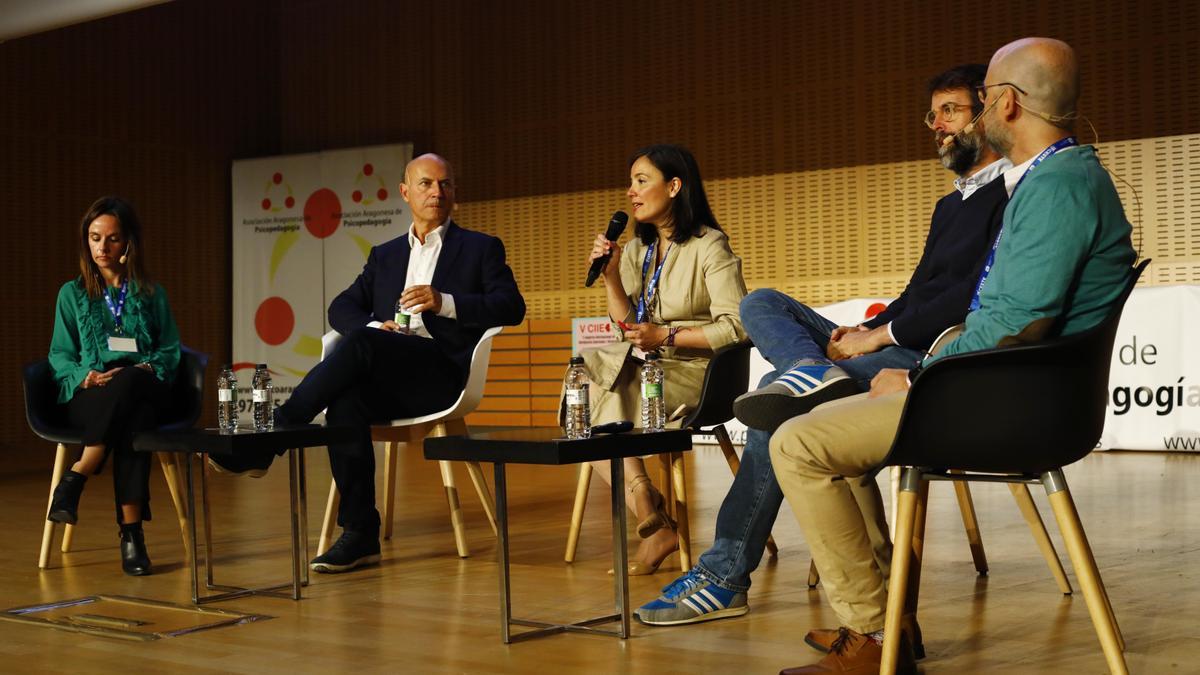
[629,475,676,538]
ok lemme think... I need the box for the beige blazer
[579,226,748,425]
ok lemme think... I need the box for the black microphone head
[605,211,629,240]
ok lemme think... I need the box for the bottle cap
[645,351,660,361]
[569,356,584,365]
[222,364,232,370]
[256,363,268,369]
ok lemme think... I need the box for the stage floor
[2,443,1195,673]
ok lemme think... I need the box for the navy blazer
[328,221,526,380]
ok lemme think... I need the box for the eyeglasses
[975,81,1028,103]
[923,102,976,129]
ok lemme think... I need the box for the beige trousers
[769,391,907,634]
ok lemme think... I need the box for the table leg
[200,451,214,588]
[288,448,303,600]
[610,457,630,638]
[186,454,201,605]
[299,446,310,587]
[494,462,511,643]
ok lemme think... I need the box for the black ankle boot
[119,522,152,576]
[47,470,87,524]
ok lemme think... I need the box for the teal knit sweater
[931,145,1136,363]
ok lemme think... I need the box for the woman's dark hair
[78,196,152,299]
[628,144,722,246]
[927,63,988,116]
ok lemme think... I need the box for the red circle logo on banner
[304,188,342,239]
[255,296,295,346]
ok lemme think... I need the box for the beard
[980,110,1013,158]
[936,128,984,176]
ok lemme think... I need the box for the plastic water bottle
[217,365,238,431]
[394,298,412,334]
[252,364,274,432]
[640,352,665,432]
[564,356,591,439]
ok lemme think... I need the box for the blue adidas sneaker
[732,363,858,433]
[635,568,749,626]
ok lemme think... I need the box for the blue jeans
[695,289,922,592]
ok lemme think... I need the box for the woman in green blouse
[47,196,180,576]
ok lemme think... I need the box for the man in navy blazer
[213,154,526,573]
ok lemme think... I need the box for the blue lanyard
[635,241,672,323]
[968,137,1078,311]
[104,280,129,335]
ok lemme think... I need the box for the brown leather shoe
[781,627,916,674]
[805,616,925,659]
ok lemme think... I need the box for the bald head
[400,153,456,229]
[404,153,454,184]
[988,37,1079,126]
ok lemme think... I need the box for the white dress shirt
[367,222,457,339]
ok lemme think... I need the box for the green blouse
[48,278,181,404]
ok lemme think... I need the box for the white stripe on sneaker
[682,597,709,614]
[774,376,806,396]
[698,588,726,609]
[791,370,824,387]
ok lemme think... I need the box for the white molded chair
[315,326,503,558]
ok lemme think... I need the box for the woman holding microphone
[576,144,747,575]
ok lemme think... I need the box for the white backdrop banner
[721,287,1200,452]
[232,143,413,407]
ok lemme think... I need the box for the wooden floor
[2,443,1197,673]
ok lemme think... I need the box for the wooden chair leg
[39,444,69,569]
[1008,483,1072,594]
[882,467,924,675]
[60,523,75,555]
[807,559,820,587]
[714,424,779,557]
[1043,472,1127,673]
[902,476,931,659]
[564,463,592,562]
[156,452,192,561]
[382,441,399,540]
[317,478,340,556]
[951,477,989,575]
[439,460,469,558]
[464,461,498,537]
[670,451,691,572]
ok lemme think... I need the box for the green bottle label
[642,382,662,399]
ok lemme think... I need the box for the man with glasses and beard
[635,64,1009,628]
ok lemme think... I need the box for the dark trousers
[66,366,167,523]
[279,327,463,535]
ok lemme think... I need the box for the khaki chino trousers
[769,391,907,633]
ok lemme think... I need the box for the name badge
[108,336,139,353]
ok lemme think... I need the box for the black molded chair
[23,346,209,568]
[564,341,776,572]
[877,260,1147,675]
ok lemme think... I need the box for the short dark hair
[927,63,988,116]
[628,144,722,246]
[77,196,153,299]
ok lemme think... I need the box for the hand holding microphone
[585,211,629,287]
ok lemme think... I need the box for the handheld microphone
[584,211,629,287]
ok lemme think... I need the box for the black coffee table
[133,424,355,604]
[424,427,692,643]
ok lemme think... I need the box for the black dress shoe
[119,523,152,576]
[309,530,381,573]
[207,448,275,478]
[47,470,87,524]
